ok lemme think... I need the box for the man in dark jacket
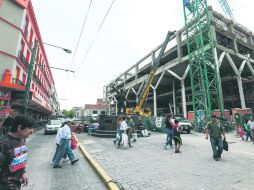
[0,115,35,190]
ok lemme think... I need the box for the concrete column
[214,48,224,111]
[227,22,238,52]
[236,76,246,108]
[124,73,127,86]
[172,80,176,115]
[135,65,139,81]
[181,80,187,118]
[153,89,157,117]
[176,31,182,63]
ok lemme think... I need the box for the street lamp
[23,40,72,115]
[43,43,72,53]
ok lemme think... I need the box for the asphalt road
[24,130,106,190]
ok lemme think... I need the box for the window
[23,16,29,38]
[22,74,27,85]
[15,67,20,80]
[101,111,105,115]
[29,29,33,47]
[93,110,97,114]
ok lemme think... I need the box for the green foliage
[62,109,76,118]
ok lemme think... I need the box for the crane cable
[74,0,116,77]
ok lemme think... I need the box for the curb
[72,133,120,190]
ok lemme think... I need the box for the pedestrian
[247,116,254,144]
[164,114,174,150]
[238,125,244,140]
[52,125,68,164]
[243,119,252,141]
[0,115,35,189]
[117,116,128,148]
[173,119,182,153]
[205,115,226,161]
[88,120,99,135]
[113,118,121,145]
[1,111,16,135]
[53,120,79,168]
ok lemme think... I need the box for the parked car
[44,119,63,135]
[173,117,193,134]
[70,121,88,134]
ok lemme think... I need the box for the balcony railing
[18,51,29,68]
[11,78,24,86]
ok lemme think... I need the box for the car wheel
[44,130,48,135]
[187,129,190,134]
[76,128,81,134]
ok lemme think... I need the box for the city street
[77,131,254,190]
[25,130,106,190]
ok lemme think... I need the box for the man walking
[117,116,128,148]
[164,114,174,150]
[205,115,226,161]
[247,116,254,144]
[53,120,79,168]
[0,115,35,189]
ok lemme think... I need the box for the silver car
[44,119,63,134]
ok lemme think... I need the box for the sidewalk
[24,130,106,190]
[77,131,254,190]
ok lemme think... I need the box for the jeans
[117,130,124,147]
[210,137,223,158]
[54,139,75,166]
[88,126,98,135]
[52,144,67,162]
[246,131,252,141]
[165,128,173,146]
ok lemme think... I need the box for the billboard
[12,0,30,9]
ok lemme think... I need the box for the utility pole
[24,40,38,115]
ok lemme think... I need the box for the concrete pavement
[77,131,254,190]
[24,130,106,190]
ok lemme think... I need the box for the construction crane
[218,0,235,21]
[182,0,234,129]
[133,31,175,114]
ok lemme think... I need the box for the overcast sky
[32,0,254,110]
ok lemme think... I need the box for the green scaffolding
[182,0,223,129]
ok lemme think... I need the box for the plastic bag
[71,137,77,150]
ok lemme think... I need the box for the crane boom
[218,0,234,21]
[134,31,175,113]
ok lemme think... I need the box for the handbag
[71,137,77,150]
[223,138,228,151]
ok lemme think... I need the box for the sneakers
[71,159,79,165]
[175,150,181,153]
[63,158,69,162]
[53,165,62,168]
[214,157,219,161]
[163,144,168,150]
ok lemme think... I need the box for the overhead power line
[69,0,93,70]
[75,0,116,76]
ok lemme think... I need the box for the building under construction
[103,8,254,118]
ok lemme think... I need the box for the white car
[172,117,194,134]
[44,119,63,134]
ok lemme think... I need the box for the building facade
[83,99,106,117]
[104,8,254,118]
[0,0,59,119]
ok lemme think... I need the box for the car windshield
[48,120,62,125]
